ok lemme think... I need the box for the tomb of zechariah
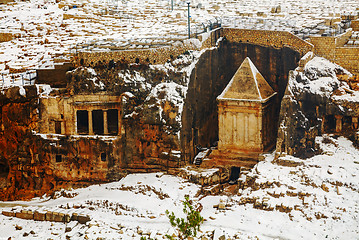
[202,57,277,168]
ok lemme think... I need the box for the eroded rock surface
[276,53,358,158]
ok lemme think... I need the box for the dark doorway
[93,110,104,135]
[55,154,62,162]
[343,116,352,131]
[77,110,89,134]
[0,157,9,189]
[229,167,240,184]
[0,162,9,177]
[325,115,336,133]
[55,121,62,134]
[101,153,107,161]
[107,109,119,135]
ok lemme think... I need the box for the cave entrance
[77,110,89,134]
[0,158,9,189]
[107,109,119,135]
[324,115,336,133]
[229,166,240,184]
[92,110,104,135]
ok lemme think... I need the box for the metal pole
[171,0,173,11]
[187,2,190,39]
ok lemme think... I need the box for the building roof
[217,57,276,102]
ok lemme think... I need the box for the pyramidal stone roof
[218,57,276,101]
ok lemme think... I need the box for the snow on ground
[1,135,359,239]
[0,0,358,88]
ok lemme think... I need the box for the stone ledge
[2,209,90,224]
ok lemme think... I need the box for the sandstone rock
[77,214,91,224]
[16,210,33,220]
[34,211,46,221]
[15,225,22,230]
[2,211,15,217]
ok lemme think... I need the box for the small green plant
[165,195,204,240]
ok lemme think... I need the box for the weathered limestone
[2,209,90,224]
[217,57,277,153]
[276,55,359,159]
[352,117,358,129]
[335,115,343,132]
[38,94,122,136]
[202,58,277,168]
[310,29,359,74]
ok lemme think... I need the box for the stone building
[217,57,277,154]
[202,57,277,168]
[38,94,122,136]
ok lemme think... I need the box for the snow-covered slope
[1,135,358,239]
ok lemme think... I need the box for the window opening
[77,110,89,134]
[55,154,62,163]
[93,110,104,135]
[101,153,107,162]
[55,121,62,134]
[107,109,119,135]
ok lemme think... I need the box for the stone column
[335,115,343,132]
[352,116,358,129]
[103,110,108,135]
[119,107,123,135]
[89,110,93,135]
[61,121,65,135]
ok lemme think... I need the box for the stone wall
[0,32,13,42]
[2,209,90,224]
[76,28,312,68]
[335,29,352,47]
[222,28,313,56]
[199,28,223,49]
[352,20,359,31]
[309,36,336,60]
[75,42,198,67]
[36,63,73,87]
[335,47,359,73]
[309,29,359,74]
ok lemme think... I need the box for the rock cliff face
[181,40,301,162]
[0,54,196,200]
[276,53,357,158]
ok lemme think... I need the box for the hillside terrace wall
[76,28,313,67]
[335,47,359,73]
[222,28,313,56]
[335,29,353,47]
[199,28,223,49]
[309,36,336,60]
[310,29,359,73]
[76,42,198,67]
[0,32,13,42]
